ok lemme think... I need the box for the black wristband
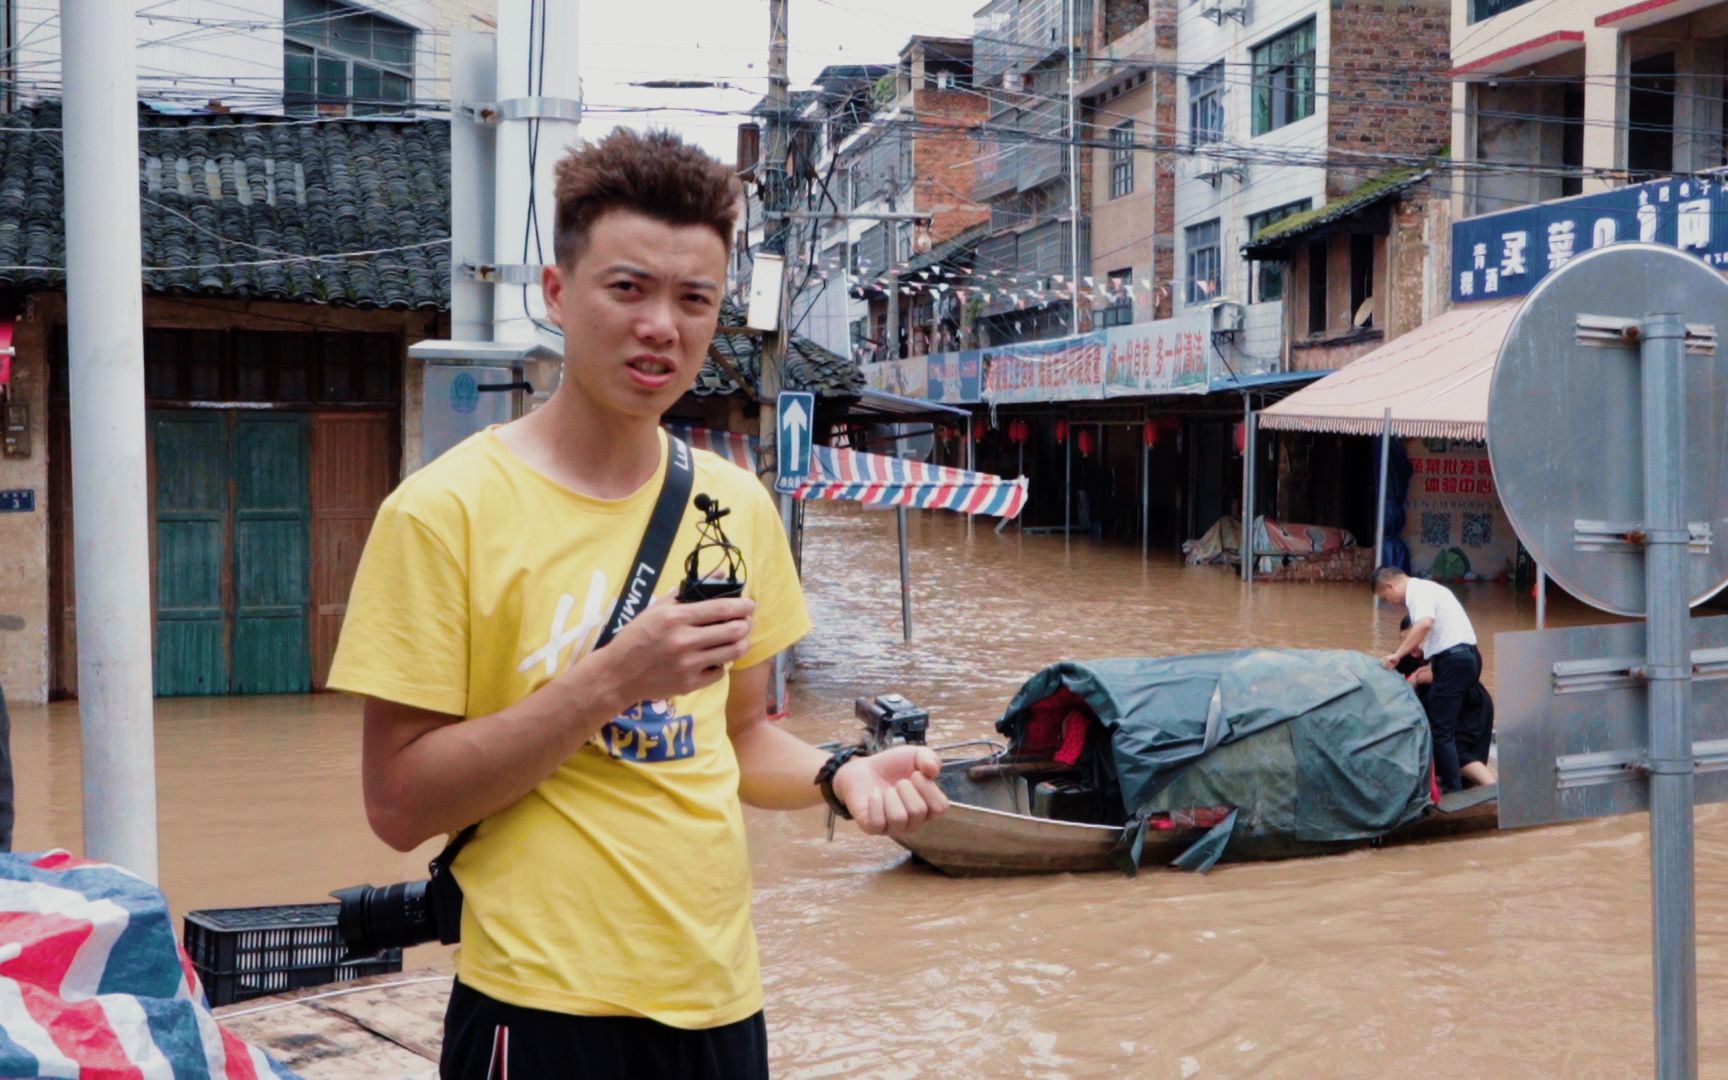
[815,745,868,820]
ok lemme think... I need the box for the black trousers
[1426,644,1484,793]
[441,980,770,1080]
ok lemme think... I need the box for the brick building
[1175,0,1451,370]
[748,41,990,364]
[1079,0,1179,328]
[845,37,991,361]
[970,0,1086,346]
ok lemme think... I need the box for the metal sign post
[1642,313,1699,1076]
[1488,243,1728,1080]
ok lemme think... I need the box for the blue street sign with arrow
[775,391,814,494]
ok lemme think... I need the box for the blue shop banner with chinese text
[1451,175,1728,304]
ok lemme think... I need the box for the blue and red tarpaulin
[1,850,299,1079]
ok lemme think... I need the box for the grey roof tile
[0,100,450,309]
[697,298,863,399]
[0,101,861,396]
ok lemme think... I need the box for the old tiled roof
[0,101,450,308]
[696,298,864,400]
[1240,169,1431,259]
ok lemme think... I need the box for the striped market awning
[668,424,1027,519]
[1258,300,1521,443]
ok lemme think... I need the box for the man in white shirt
[1374,568,1493,792]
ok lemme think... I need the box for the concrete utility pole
[760,0,792,429]
[1065,0,1083,334]
[494,0,580,353]
[62,0,159,882]
[761,0,793,709]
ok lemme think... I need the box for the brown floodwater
[14,503,1725,1077]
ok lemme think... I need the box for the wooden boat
[858,649,1504,877]
[890,752,1500,876]
[214,969,450,1079]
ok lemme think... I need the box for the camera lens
[333,880,438,956]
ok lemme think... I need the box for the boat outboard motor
[855,694,929,749]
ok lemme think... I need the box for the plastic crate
[183,902,403,1008]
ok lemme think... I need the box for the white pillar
[63,0,159,882]
[494,0,582,345]
[1581,27,1625,194]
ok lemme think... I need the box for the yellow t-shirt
[326,427,811,1029]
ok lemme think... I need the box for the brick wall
[1103,0,1150,44]
[1325,0,1451,198]
[1153,65,1176,320]
[1387,192,1431,339]
[0,295,52,703]
[912,89,990,244]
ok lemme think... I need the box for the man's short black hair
[1372,566,1406,592]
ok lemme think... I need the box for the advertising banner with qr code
[1404,438,1517,582]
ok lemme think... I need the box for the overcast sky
[577,1,985,163]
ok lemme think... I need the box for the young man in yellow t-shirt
[327,128,949,1079]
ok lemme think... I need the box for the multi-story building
[1174,0,1451,373]
[841,38,990,361]
[1452,0,1728,219]
[737,44,989,366]
[5,0,493,116]
[1079,0,1178,327]
[971,0,1087,345]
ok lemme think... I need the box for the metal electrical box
[422,363,517,464]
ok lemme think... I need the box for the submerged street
[14,504,1727,1077]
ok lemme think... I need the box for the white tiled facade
[1173,0,1328,314]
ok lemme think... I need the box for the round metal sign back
[1488,243,1728,615]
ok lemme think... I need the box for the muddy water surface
[16,504,1722,1077]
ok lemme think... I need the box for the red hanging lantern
[1142,420,1157,449]
[1055,419,1069,445]
[1233,422,1246,455]
[1077,428,1095,457]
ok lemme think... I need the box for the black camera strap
[425,434,695,941]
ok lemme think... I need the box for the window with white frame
[1189,63,1224,147]
[1186,220,1221,305]
[1109,121,1135,199]
[284,0,416,117]
[1251,20,1316,136]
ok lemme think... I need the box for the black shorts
[441,980,769,1080]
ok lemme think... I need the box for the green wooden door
[152,412,230,696]
[232,413,312,694]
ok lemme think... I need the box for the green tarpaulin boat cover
[995,649,1434,873]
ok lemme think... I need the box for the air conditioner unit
[1211,300,1246,334]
